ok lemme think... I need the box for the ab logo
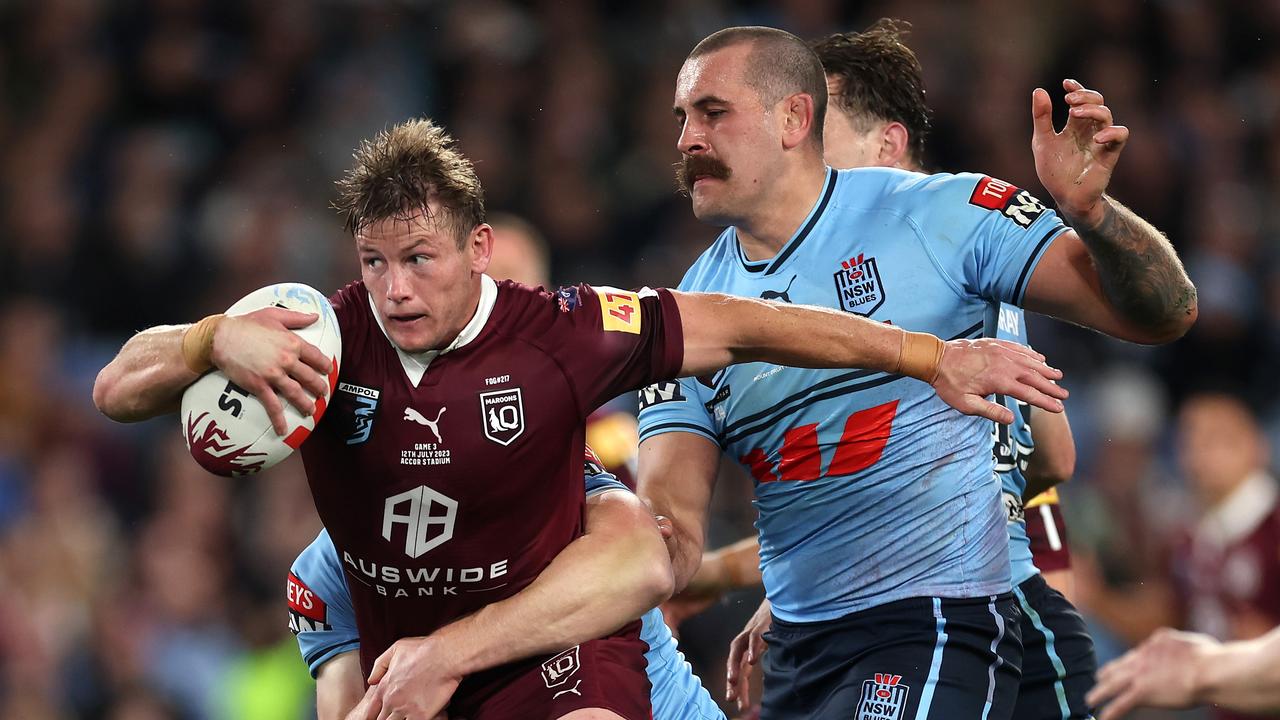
[382,485,458,558]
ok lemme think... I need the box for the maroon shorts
[449,620,651,720]
[1026,499,1072,573]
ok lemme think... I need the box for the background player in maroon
[93,117,1068,720]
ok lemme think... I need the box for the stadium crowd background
[0,0,1277,718]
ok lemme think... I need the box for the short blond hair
[333,118,485,246]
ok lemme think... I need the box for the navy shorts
[1012,574,1097,720]
[761,594,1023,720]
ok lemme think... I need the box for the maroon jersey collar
[367,274,499,387]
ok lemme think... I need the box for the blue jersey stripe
[638,421,720,446]
[914,598,949,720]
[1011,227,1063,304]
[980,597,1007,720]
[1015,586,1072,720]
[766,169,839,274]
[722,374,904,445]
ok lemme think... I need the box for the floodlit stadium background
[1,1,1277,718]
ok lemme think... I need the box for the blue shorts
[761,593,1023,720]
[1012,574,1097,720]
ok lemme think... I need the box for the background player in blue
[640,25,1196,720]
[679,24,1095,720]
[289,453,726,720]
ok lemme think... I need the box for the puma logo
[552,680,582,699]
[403,406,447,443]
[760,274,797,303]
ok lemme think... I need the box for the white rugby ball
[180,283,342,476]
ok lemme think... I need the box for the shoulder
[291,529,342,580]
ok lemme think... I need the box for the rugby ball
[180,283,342,476]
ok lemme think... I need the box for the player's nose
[677,120,708,155]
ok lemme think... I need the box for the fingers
[1097,687,1142,720]
[1094,125,1129,149]
[654,514,675,540]
[726,633,749,705]
[1086,657,1130,708]
[987,339,1048,365]
[246,377,289,436]
[963,396,1015,424]
[268,308,320,330]
[292,358,332,401]
[368,645,395,685]
[273,374,316,417]
[747,627,767,666]
[298,339,334,376]
[1031,88,1056,138]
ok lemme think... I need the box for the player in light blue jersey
[641,25,1196,720]
[288,455,726,720]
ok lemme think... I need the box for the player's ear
[467,223,494,274]
[879,122,911,168]
[780,92,817,151]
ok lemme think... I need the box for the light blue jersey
[987,303,1040,586]
[639,167,1067,623]
[289,473,724,720]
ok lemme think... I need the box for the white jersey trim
[367,273,499,387]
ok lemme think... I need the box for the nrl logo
[834,253,885,316]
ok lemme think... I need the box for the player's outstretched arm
[638,431,721,592]
[1025,80,1197,344]
[671,290,1069,424]
[1087,625,1280,719]
[358,489,673,719]
[92,308,331,435]
[1023,406,1076,500]
[314,651,364,720]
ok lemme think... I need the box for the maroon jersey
[300,277,683,678]
[1168,473,1280,720]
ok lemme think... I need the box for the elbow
[1045,447,1077,487]
[638,545,676,608]
[1134,287,1199,345]
[92,368,122,419]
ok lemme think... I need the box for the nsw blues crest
[856,673,910,720]
[834,253,885,316]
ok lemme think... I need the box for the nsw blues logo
[856,673,910,720]
[337,382,380,445]
[834,253,885,316]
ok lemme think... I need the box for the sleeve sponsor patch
[594,286,642,334]
[638,380,685,410]
[287,572,330,633]
[968,176,1047,229]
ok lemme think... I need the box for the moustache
[674,155,731,194]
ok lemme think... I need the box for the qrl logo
[480,388,525,446]
[541,646,581,688]
[382,485,458,558]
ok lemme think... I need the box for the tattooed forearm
[1072,197,1197,338]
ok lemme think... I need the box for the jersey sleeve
[636,376,719,446]
[908,173,1068,306]
[288,530,360,677]
[535,284,685,417]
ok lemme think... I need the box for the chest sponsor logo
[400,404,451,466]
[383,485,458,558]
[480,388,525,446]
[968,176,1047,229]
[834,253,885,316]
[856,673,910,720]
[638,381,684,410]
[595,287,642,334]
[286,572,330,634]
[338,382,380,445]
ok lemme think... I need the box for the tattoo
[1074,198,1198,332]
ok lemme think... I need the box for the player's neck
[734,163,828,262]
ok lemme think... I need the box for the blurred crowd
[0,0,1278,718]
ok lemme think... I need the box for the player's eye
[410,254,431,266]
[362,257,382,269]
[707,109,726,119]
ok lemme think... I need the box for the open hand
[210,306,332,435]
[1086,627,1217,719]
[726,598,772,713]
[1031,79,1129,229]
[933,339,1067,424]
[350,636,461,720]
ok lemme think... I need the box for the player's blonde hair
[334,117,485,247]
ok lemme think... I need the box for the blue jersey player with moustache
[641,26,1196,720]
[288,451,727,720]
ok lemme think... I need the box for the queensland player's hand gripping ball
[180,283,341,476]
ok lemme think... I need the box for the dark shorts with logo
[1012,574,1097,720]
[448,621,651,720]
[761,594,1023,720]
